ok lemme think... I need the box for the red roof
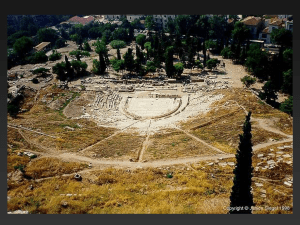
[241,16,262,26]
[68,16,94,25]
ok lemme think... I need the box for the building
[152,15,177,30]
[259,18,285,44]
[126,15,144,22]
[68,16,94,26]
[104,15,124,20]
[285,20,293,31]
[33,42,51,52]
[241,16,264,39]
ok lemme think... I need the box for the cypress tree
[229,111,254,214]
[117,48,121,60]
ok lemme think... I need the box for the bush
[32,68,50,75]
[83,41,92,51]
[280,96,293,116]
[146,61,156,72]
[221,47,233,59]
[14,164,25,173]
[30,155,37,159]
[49,50,62,61]
[7,103,19,117]
[110,40,126,49]
[206,58,219,69]
[28,51,48,64]
[32,78,39,84]
[241,75,256,88]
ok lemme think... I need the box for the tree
[241,75,256,88]
[123,48,135,74]
[259,81,278,104]
[206,58,219,70]
[164,46,175,78]
[52,62,67,81]
[230,111,254,214]
[117,48,121,60]
[70,60,88,76]
[110,59,125,74]
[28,51,48,64]
[83,41,92,51]
[146,61,157,73]
[196,16,210,67]
[136,34,146,50]
[145,16,155,30]
[13,36,33,58]
[231,21,250,62]
[93,39,108,75]
[144,42,152,60]
[174,62,184,78]
[280,96,293,116]
[271,28,292,53]
[70,33,83,49]
[69,50,90,61]
[37,28,59,44]
[110,40,126,49]
[55,38,66,49]
[281,69,293,95]
[245,43,268,76]
[221,47,233,59]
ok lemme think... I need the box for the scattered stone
[66,194,73,197]
[64,126,75,131]
[7,210,29,214]
[28,184,34,190]
[282,154,291,158]
[285,161,293,165]
[218,162,227,167]
[257,162,263,166]
[267,160,275,165]
[88,163,92,168]
[207,162,214,166]
[276,151,283,155]
[254,167,259,171]
[227,162,235,166]
[277,147,284,150]
[283,145,291,149]
[61,201,68,207]
[284,181,292,187]
[261,194,266,198]
[268,153,275,157]
[260,189,267,194]
[270,148,274,151]
[17,152,23,156]
[257,154,264,158]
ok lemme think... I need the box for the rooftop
[34,42,51,52]
[68,16,94,25]
[241,16,262,26]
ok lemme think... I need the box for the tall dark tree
[94,39,108,74]
[117,48,121,60]
[230,111,254,214]
[123,48,135,74]
[231,21,250,62]
[164,46,175,78]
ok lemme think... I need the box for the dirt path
[251,118,292,138]
[80,120,140,153]
[253,138,293,152]
[174,126,227,155]
[8,124,57,138]
[137,120,151,162]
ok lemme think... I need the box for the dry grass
[82,132,145,159]
[24,157,88,179]
[145,129,220,160]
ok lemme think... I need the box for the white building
[104,15,123,20]
[126,15,144,22]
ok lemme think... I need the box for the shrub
[280,96,293,116]
[30,155,37,159]
[206,58,219,69]
[221,47,233,59]
[241,75,256,88]
[28,51,48,64]
[49,50,62,61]
[14,164,25,172]
[110,40,126,49]
[32,78,39,84]
[32,68,50,75]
